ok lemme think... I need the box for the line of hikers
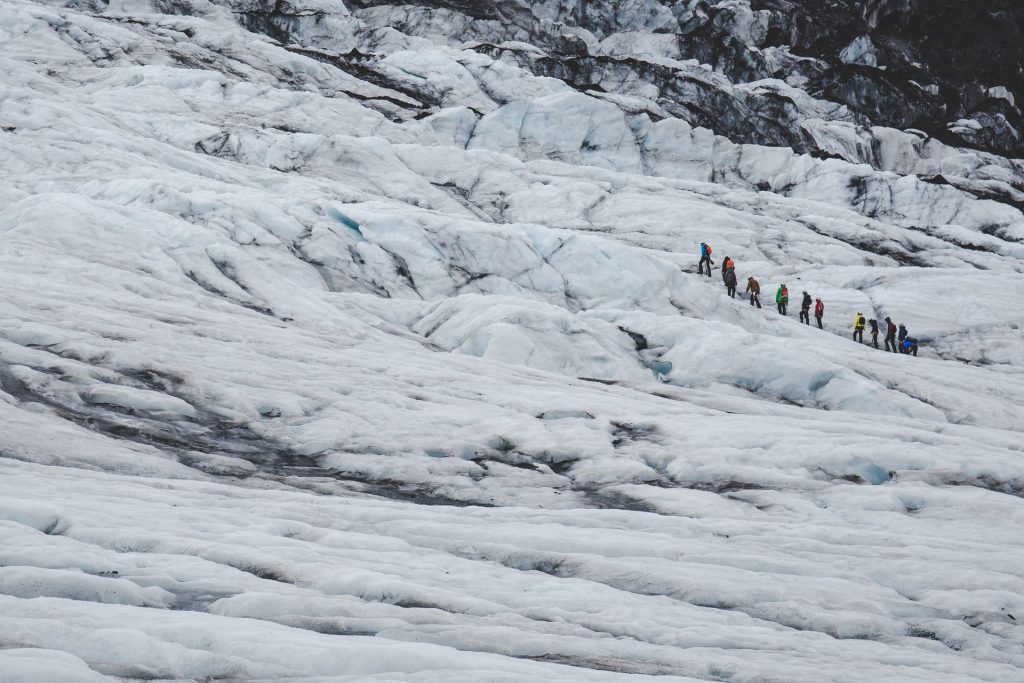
[699,242,920,355]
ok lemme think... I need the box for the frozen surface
[1,0,1023,681]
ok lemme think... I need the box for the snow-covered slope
[1,1,1023,681]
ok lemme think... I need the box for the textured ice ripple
[1,0,1024,681]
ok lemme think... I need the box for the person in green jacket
[776,284,789,315]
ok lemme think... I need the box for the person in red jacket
[814,298,824,329]
[884,317,898,352]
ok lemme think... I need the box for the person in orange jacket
[720,256,734,282]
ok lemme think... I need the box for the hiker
[898,324,909,352]
[853,312,866,342]
[724,267,738,298]
[745,276,761,308]
[776,283,789,315]
[721,256,734,282]
[902,337,919,357]
[698,242,713,277]
[799,291,812,324]
[884,317,898,352]
[814,298,824,329]
[868,319,879,348]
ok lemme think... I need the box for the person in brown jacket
[745,276,761,308]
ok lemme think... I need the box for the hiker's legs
[815,315,822,329]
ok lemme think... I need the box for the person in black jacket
[799,292,812,324]
[724,267,737,298]
[868,319,879,348]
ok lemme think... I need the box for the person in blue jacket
[698,242,713,277]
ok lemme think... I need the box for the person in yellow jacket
[853,312,866,343]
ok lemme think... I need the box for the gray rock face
[223,0,1022,161]
[751,0,1024,154]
